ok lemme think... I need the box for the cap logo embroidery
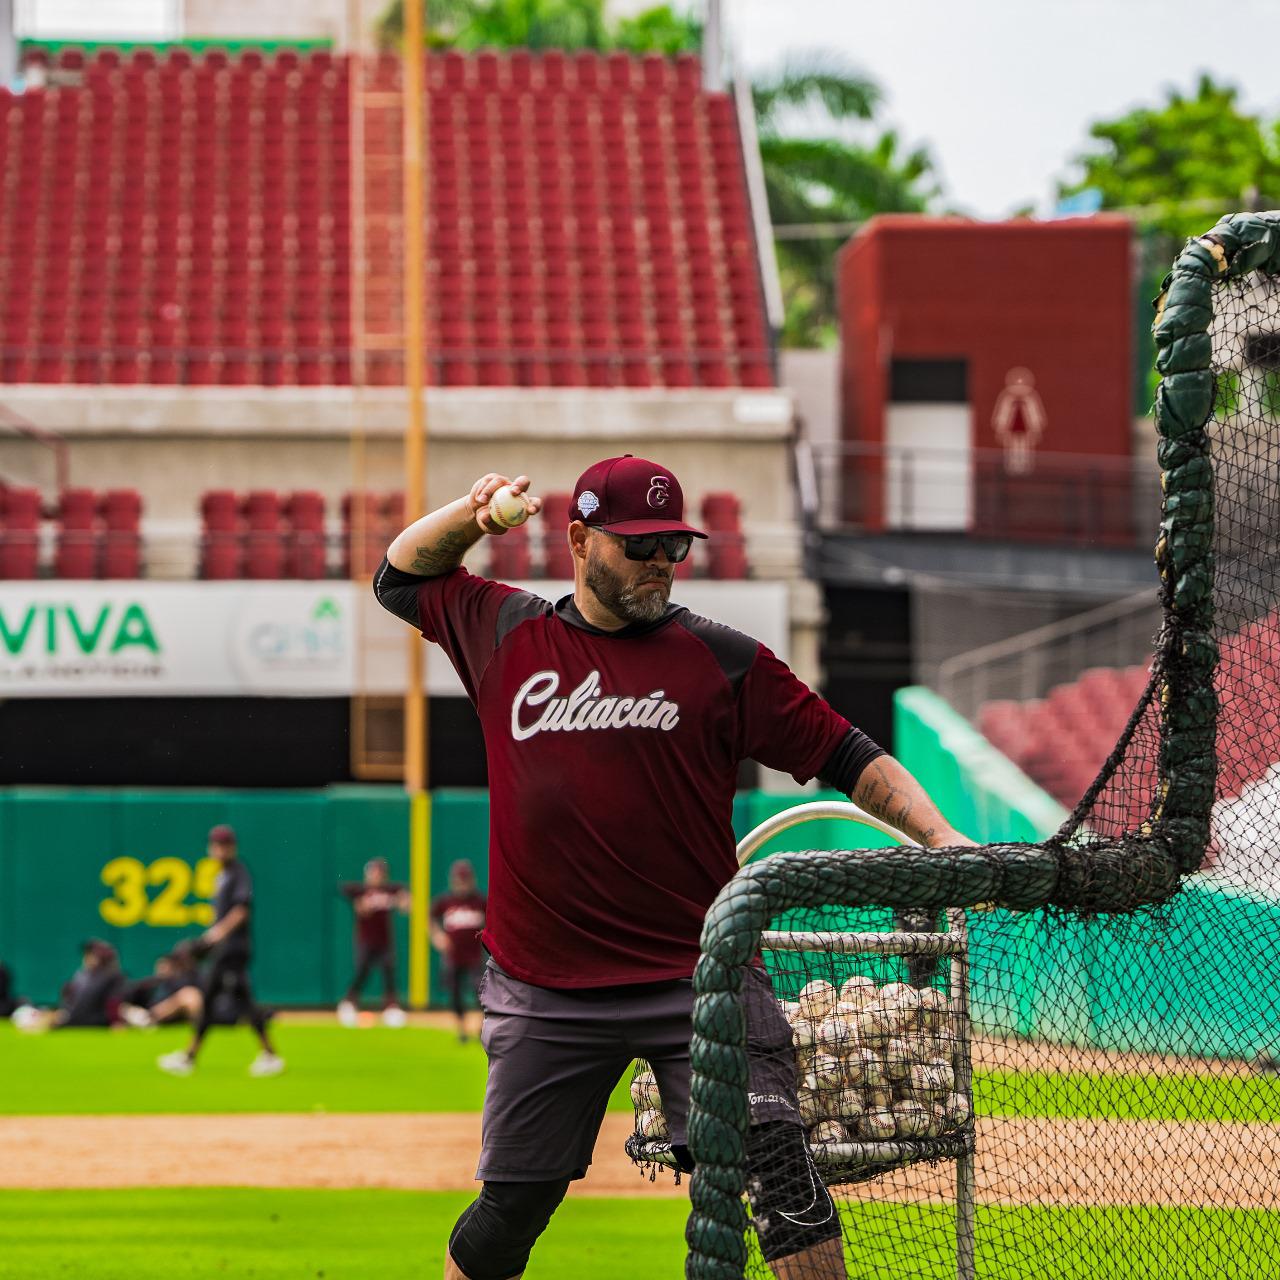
[647,476,671,509]
[577,490,600,517]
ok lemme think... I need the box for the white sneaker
[337,1000,358,1028]
[157,1050,194,1076]
[121,1004,153,1029]
[249,1052,285,1077]
[382,1005,407,1028]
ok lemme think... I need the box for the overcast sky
[16,0,1280,217]
[731,0,1280,217]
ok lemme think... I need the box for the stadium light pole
[402,0,431,1009]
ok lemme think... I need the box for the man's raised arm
[386,473,541,577]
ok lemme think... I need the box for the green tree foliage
[1060,73,1280,241]
[754,57,935,345]
[1060,74,1280,410]
[376,3,938,347]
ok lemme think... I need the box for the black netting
[677,217,1280,1278]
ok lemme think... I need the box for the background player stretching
[376,457,974,1280]
[158,825,284,1077]
[430,859,487,1042]
[338,857,410,1027]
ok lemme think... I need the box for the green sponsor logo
[0,602,161,657]
[311,598,341,621]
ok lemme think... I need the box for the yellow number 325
[99,857,219,929]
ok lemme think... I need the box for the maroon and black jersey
[340,882,406,952]
[431,890,488,968]
[375,561,883,987]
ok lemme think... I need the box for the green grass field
[5,1024,1280,1122]
[3,1024,1278,1278]
[0,1191,1271,1280]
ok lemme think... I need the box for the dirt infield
[3,1111,1276,1210]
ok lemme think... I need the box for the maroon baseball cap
[208,824,237,845]
[569,455,706,537]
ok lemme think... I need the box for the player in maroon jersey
[375,456,974,1280]
[430,859,487,1042]
[337,857,411,1028]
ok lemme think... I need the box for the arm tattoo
[854,760,917,836]
[410,530,473,577]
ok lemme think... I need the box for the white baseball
[917,987,948,1032]
[892,1099,931,1138]
[840,974,877,1004]
[942,1091,972,1128]
[816,1016,853,1055]
[637,1107,669,1139]
[809,1119,848,1145]
[844,1046,876,1086]
[858,1108,896,1140]
[488,484,530,528]
[866,1085,893,1110]
[857,1004,893,1046]
[811,1051,844,1090]
[884,1037,916,1082]
[630,1070,661,1111]
[905,1062,950,1101]
[923,1105,947,1138]
[796,979,838,1021]
[789,1017,818,1049]
[835,1086,866,1119]
[798,1088,823,1126]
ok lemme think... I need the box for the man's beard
[585,555,671,624]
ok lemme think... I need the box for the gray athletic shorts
[476,960,799,1182]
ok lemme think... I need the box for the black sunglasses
[603,531,695,563]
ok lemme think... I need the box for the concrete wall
[182,0,351,45]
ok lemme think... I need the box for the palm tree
[753,56,936,345]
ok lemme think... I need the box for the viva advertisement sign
[0,583,355,696]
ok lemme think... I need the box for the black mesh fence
[662,215,1280,1278]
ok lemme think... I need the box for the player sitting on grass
[14,939,126,1032]
[375,457,976,1280]
[120,945,205,1028]
[157,825,285,1078]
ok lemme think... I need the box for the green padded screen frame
[683,211,1280,1277]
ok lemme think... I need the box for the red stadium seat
[99,489,142,531]
[0,532,39,580]
[1,487,43,530]
[243,532,286,580]
[100,534,142,579]
[55,531,99,580]
[284,491,326,531]
[201,490,240,532]
[242,490,283,532]
[488,523,531,579]
[58,488,97,531]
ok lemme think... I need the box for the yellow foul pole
[402,0,431,1008]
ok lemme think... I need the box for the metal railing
[936,588,1160,720]
[798,440,1161,551]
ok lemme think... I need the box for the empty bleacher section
[0,47,771,391]
[189,487,755,580]
[972,611,1280,866]
[0,483,143,578]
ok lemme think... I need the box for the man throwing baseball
[374,456,973,1280]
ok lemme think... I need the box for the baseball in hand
[488,484,530,529]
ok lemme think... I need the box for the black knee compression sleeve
[448,1178,571,1280]
[745,1121,842,1263]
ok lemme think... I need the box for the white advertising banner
[0,579,790,697]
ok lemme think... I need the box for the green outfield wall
[894,686,1280,1062]
[0,785,888,1011]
